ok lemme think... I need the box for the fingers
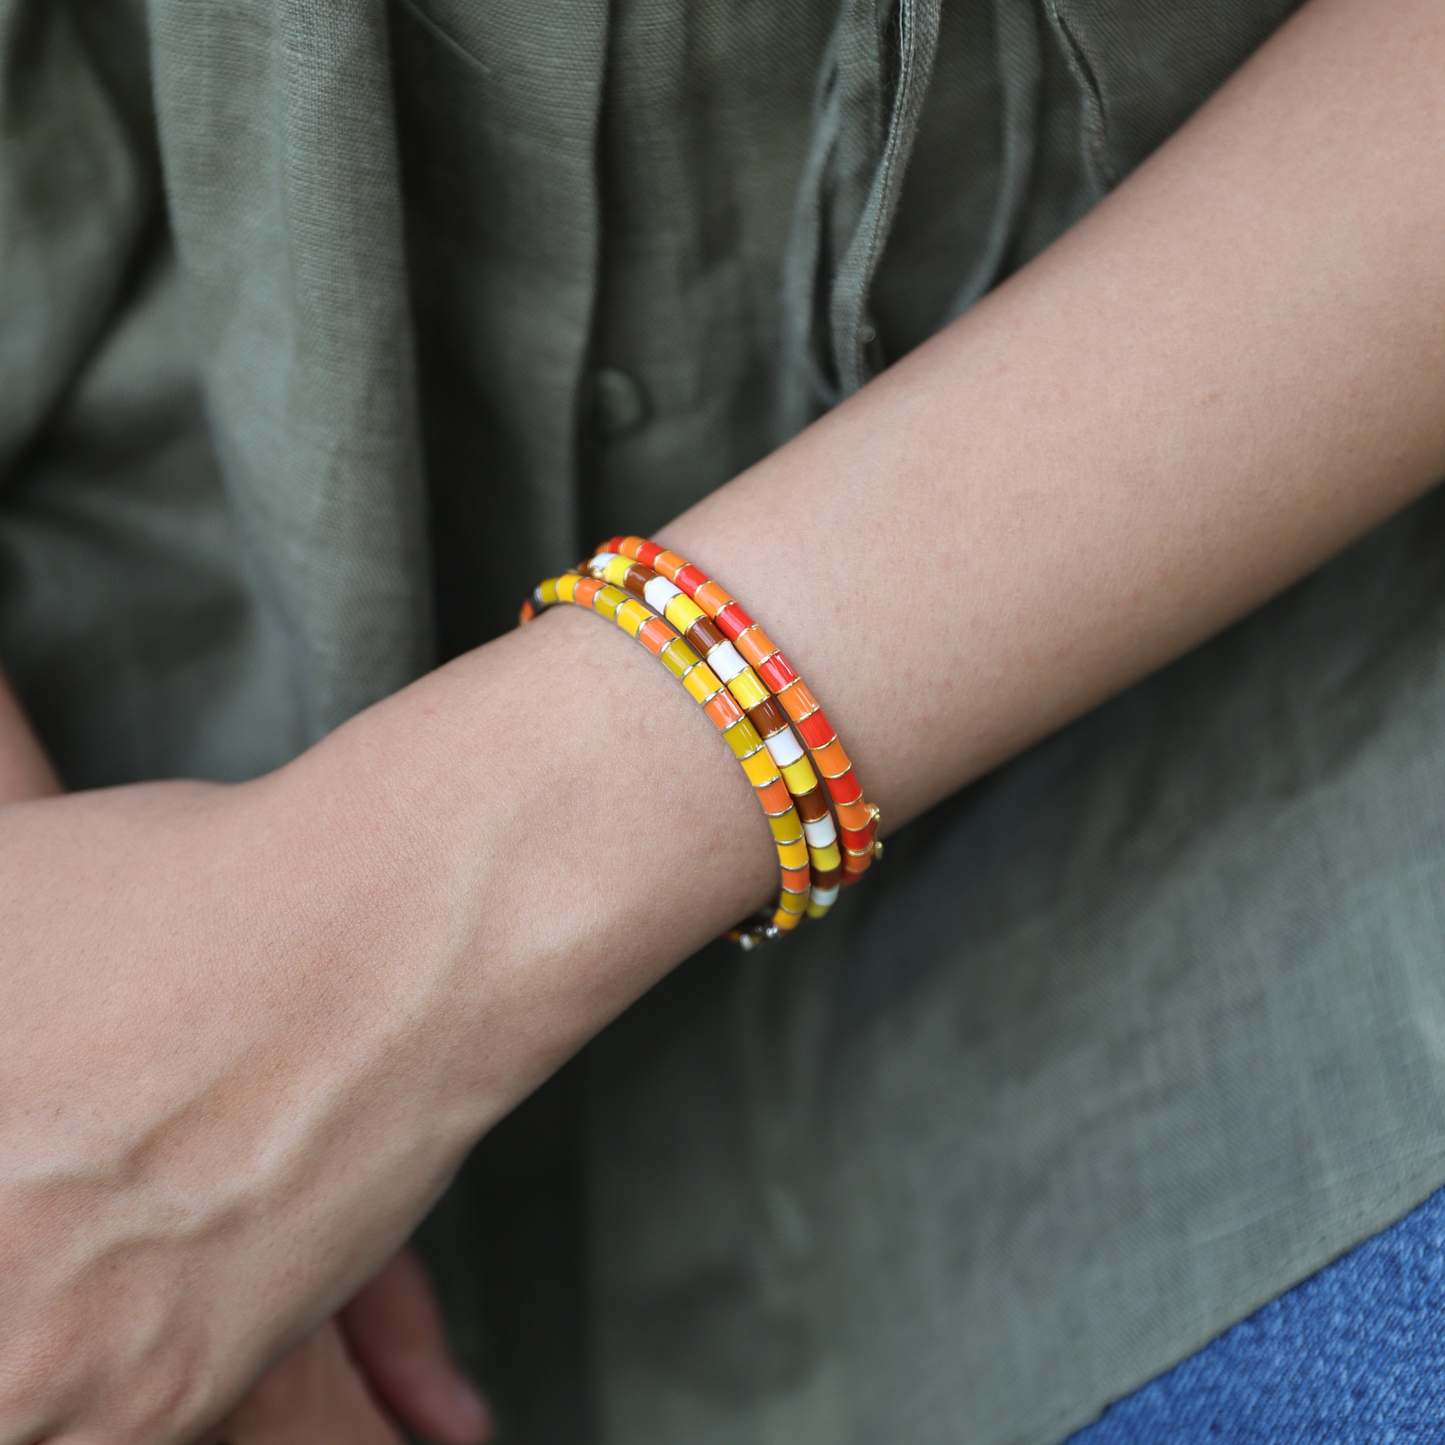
[339,1247,492,1445]
[204,1321,403,1445]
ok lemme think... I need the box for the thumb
[339,1246,493,1444]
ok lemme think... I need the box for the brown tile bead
[810,867,842,892]
[746,695,789,739]
[623,564,657,599]
[794,785,831,823]
[686,615,727,654]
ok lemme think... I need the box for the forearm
[327,0,1445,1120]
[667,0,1445,820]
[13,0,1433,1262]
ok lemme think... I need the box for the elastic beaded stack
[521,571,810,944]
[584,550,846,917]
[519,538,880,946]
[601,536,881,885]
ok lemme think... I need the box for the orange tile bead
[835,798,875,831]
[705,690,745,730]
[778,679,820,722]
[694,580,734,616]
[638,617,675,655]
[756,777,794,816]
[652,550,687,581]
[735,626,778,669]
[810,737,852,779]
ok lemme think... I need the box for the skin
[1,0,1443,1439]
[0,688,489,1445]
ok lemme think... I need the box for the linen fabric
[5,1,1445,1443]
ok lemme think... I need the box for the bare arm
[0,671,491,1445]
[2,0,1442,1441]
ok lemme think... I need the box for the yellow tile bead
[603,554,633,586]
[660,638,701,679]
[808,842,842,872]
[723,717,764,759]
[771,907,805,931]
[663,593,706,632]
[593,583,628,618]
[777,890,808,916]
[556,573,580,603]
[777,838,809,870]
[780,755,819,795]
[725,668,769,711]
[769,813,805,846]
[741,749,782,786]
[682,661,723,704]
[615,598,650,636]
[539,578,559,605]
[806,897,832,919]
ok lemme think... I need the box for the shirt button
[590,367,649,439]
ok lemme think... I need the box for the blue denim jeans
[1067,1185,1445,1442]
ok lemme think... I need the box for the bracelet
[599,536,881,882]
[522,571,810,945]
[584,552,846,910]
[520,538,879,946]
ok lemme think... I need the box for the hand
[208,1248,492,1445]
[0,689,492,1445]
[0,765,498,1445]
[0,618,761,1445]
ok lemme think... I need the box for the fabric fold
[150,0,433,737]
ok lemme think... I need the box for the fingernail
[450,1376,494,1438]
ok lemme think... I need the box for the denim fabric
[1070,1185,1445,1443]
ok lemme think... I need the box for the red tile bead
[796,710,835,749]
[674,564,708,597]
[756,654,796,693]
[715,602,754,641]
[824,771,864,806]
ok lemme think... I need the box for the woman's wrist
[281,597,779,1146]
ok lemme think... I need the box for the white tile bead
[764,728,805,767]
[643,576,682,613]
[707,640,748,682]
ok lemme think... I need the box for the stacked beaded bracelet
[520,542,879,946]
[600,537,881,878]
